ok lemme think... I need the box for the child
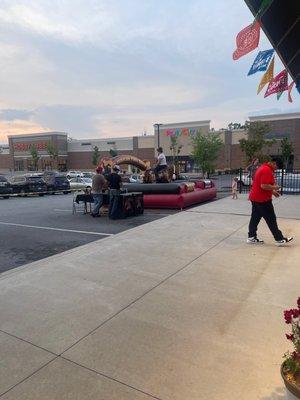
[232,177,238,199]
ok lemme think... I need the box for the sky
[0,0,299,142]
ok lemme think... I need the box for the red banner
[233,21,260,60]
[264,69,288,98]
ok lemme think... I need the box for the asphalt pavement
[0,193,180,273]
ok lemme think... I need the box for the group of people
[90,164,122,219]
[90,147,168,219]
[232,157,293,246]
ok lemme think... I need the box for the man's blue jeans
[109,189,120,219]
[92,194,103,215]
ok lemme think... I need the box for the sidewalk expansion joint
[0,357,59,398]
[60,219,248,357]
[60,357,163,400]
[0,329,58,356]
[184,210,300,220]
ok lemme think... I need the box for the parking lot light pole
[154,123,162,148]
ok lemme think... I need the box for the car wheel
[38,193,44,196]
[86,186,91,190]
[67,175,70,180]
[63,191,70,194]
[3,196,10,199]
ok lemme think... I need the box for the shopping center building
[0,112,299,173]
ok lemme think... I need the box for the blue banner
[247,49,274,76]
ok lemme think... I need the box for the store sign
[13,141,48,152]
[164,128,198,137]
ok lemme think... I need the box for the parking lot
[0,193,180,273]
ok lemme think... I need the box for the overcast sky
[0,0,299,141]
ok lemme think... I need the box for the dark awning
[244,0,300,86]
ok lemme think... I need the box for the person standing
[91,167,106,217]
[247,160,293,246]
[154,147,167,181]
[232,177,238,199]
[107,165,122,219]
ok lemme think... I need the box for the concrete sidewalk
[0,194,299,399]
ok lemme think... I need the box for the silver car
[69,177,92,191]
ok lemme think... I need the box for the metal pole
[280,166,284,196]
[239,167,242,194]
[157,124,160,148]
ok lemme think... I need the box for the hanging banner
[257,56,274,94]
[288,82,295,103]
[247,49,274,75]
[233,21,260,60]
[264,69,288,98]
[277,91,284,100]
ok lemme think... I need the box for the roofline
[248,112,300,122]
[8,131,68,139]
[153,120,211,129]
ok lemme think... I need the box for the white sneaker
[247,237,264,244]
[275,237,293,246]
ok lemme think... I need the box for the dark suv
[0,175,13,199]
[42,171,71,194]
[10,174,47,196]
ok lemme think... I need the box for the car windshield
[55,177,68,182]
[82,178,92,183]
[0,176,7,182]
[27,177,43,182]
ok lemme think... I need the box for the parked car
[9,174,47,196]
[81,171,95,179]
[129,174,143,183]
[69,177,93,191]
[66,170,82,179]
[275,170,300,193]
[42,171,71,194]
[0,175,13,198]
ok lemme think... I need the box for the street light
[154,123,163,148]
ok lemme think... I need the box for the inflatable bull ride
[98,155,217,210]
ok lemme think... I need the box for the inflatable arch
[98,155,149,171]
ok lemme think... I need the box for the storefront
[8,132,68,172]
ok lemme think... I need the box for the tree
[29,144,40,171]
[46,142,58,170]
[191,130,223,177]
[239,121,274,164]
[228,122,248,130]
[109,148,118,157]
[92,145,100,166]
[280,137,294,170]
[169,136,183,177]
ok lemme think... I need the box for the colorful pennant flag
[257,56,274,94]
[277,91,284,100]
[233,21,260,60]
[264,69,288,98]
[288,82,295,103]
[247,49,274,75]
[255,0,273,21]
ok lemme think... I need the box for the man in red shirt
[247,161,293,246]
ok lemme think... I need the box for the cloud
[0,0,298,142]
[0,109,33,121]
